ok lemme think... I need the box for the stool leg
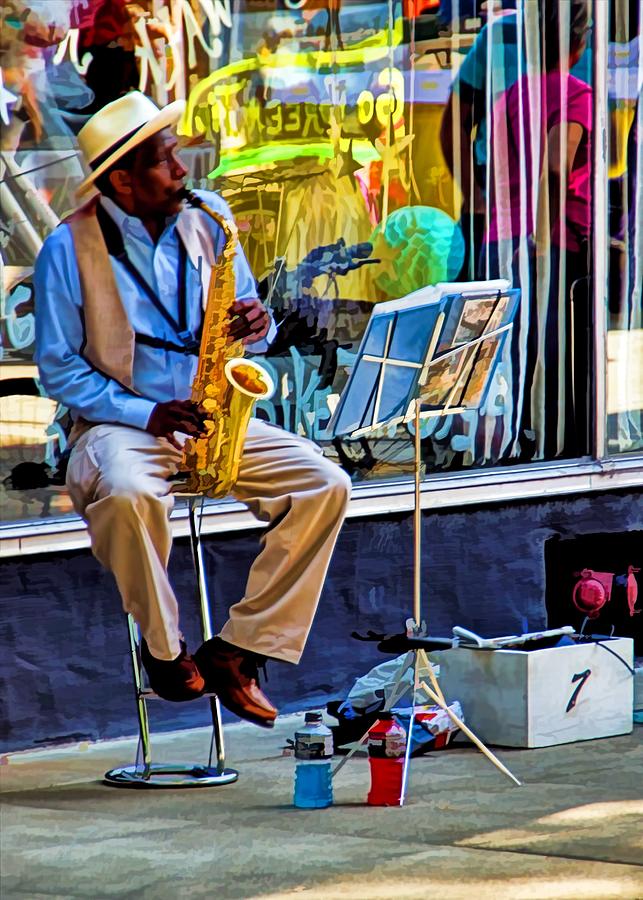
[127,613,152,779]
[188,499,227,774]
[104,521,238,788]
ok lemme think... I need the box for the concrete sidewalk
[1,717,642,900]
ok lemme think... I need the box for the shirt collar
[99,196,179,245]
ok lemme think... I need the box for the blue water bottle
[293,711,334,809]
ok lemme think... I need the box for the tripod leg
[414,650,520,785]
[417,648,447,706]
[399,650,421,805]
[332,653,430,785]
[385,651,416,710]
[419,679,521,786]
[331,656,414,780]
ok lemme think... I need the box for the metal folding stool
[104,497,239,788]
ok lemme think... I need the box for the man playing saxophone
[34,92,351,729]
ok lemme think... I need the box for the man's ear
[108,168,132,196]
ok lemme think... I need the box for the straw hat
[76,91,186,196]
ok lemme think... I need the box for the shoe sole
[213,694,277,729]
[193,650,277,728]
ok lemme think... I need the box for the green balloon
[372,206,465,299]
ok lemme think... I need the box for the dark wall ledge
[1,488,641,753]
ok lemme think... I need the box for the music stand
[329,279,523,801]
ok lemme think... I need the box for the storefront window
[0,0,636,528]
[606,0,642,455]
[184,0,597,475]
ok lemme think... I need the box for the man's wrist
[121,396,158,431]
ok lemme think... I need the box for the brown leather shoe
[194,637,278,728]
[141,640,205,702]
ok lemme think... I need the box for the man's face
[126,129,188,218]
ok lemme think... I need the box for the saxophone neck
[180,187,237,246]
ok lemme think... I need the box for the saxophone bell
[225,358,274,400]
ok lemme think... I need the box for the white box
[437,638,634,748]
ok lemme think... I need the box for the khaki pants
[66,420,351,663]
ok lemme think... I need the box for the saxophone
[179,188,274,498]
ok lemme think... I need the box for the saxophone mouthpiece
[179,187,202,209]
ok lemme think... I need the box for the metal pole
[127,615,152,778]
[188,499,214,639]
[188,499,226,773]
[413,398,422,628]
[592,0,609,461]
[208,696,226,773]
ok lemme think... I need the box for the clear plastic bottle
[367,713,407,806]
[293,711,334,809]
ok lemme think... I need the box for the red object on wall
[572,568,614,619]
[627,566,641,616]
[403,0,440,18]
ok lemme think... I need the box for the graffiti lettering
[182,0,231,69]
[2,284,35,358]
[53,0,233,95]
[256,349,333,442]
[52,29,91,76]
[134,13,175,94]
[301,102,329,138]
[283,105,302,133]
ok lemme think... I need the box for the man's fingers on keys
[245,311,270,341]
[175,401,206,428]
[229,299,269,342]
[228,313,252,339]
[173,412,204,435]
[164,431,183,452]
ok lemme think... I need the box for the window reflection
[441,0,593,460]
[606,0,642,454]
[0,0,641,526]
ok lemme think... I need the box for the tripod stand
[332,399,521,802]
[329,282,523,802]
[390,399,521,802]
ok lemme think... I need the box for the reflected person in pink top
[485,0,592,461]
[488,8,592,254]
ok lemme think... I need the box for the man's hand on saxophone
[228,298,271,344]
[146,399,208,451]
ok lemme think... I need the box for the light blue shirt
[34,190,271,431]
